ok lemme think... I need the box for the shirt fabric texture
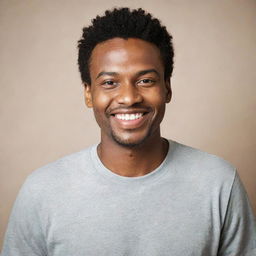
[2,140,256,255]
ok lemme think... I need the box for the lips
[109,107,150,116]
[109,112,149,130]
[107,106,151,130]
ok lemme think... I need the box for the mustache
[106,105,152,116]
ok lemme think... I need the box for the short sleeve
[1,177,47,256]
[218,171,256,256]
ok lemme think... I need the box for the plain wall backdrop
[0,0,255,249]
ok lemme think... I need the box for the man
[2,7,256,256]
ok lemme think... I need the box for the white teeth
[115,113,143,121]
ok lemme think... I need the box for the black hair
[78,7,174,85]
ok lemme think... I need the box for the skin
[85,38,172,177]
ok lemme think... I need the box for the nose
[116,83,143,106]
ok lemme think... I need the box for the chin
[111,130,151,148]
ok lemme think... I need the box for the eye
[101,80,118,89]
[137,78,155,87]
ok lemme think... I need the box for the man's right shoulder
[22,145,95,194]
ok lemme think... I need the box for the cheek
[144,88,166,108]
[144,89,167,121]
[91,91,112,126]
[92,106,109,130]
[92,91,111,111]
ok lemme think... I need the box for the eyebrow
[96,69,160,80]
[136,69,160,77]
[96,71,118,79]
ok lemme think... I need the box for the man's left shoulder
[170,140,236,183]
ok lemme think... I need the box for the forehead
[89,38,164,78]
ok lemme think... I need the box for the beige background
[0,0,255,249]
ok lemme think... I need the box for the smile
[115,113,143,121]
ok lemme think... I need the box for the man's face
[85,38,171,147]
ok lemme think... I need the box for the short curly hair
[78,7,174,85]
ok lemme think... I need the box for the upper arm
[218,172,256,256]
[1,177,47,256]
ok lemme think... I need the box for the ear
[165,80,172,103]
[84,83,93,108]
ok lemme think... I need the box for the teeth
[115,113,143,121]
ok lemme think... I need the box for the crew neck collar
[90,139,176,185]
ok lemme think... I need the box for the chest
[44,185,221,255]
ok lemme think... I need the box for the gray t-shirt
[2,140,256,255]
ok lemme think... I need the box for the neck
[97,134,169,177]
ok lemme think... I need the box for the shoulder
[21,145,95,196]
[169,140,236,187]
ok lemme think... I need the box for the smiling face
[85,38,171,147]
